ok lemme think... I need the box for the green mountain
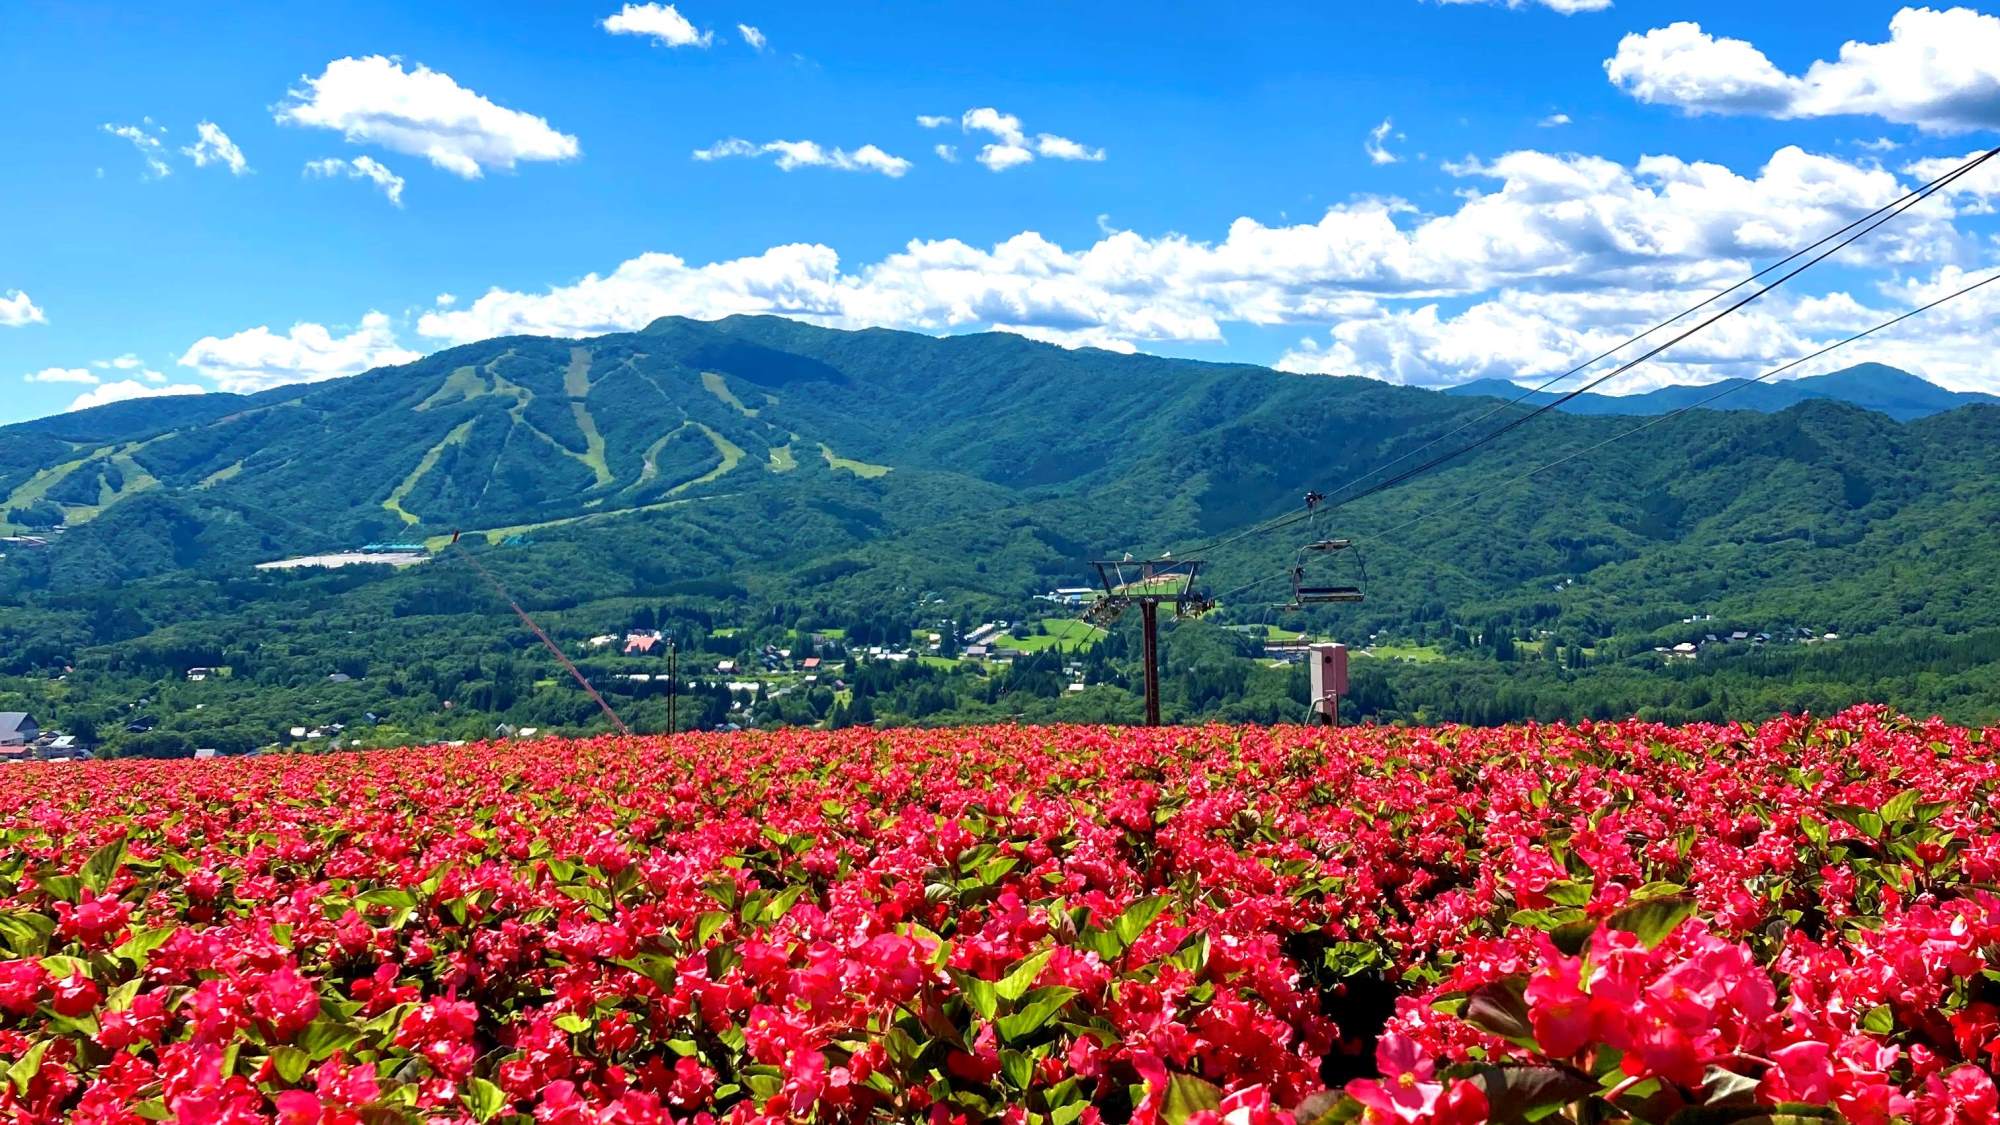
[7,314,2000,746]
[1443,363,1997,422]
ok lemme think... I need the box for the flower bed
[0,706,1996,1122]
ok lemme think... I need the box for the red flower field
[2,707,1998,1124]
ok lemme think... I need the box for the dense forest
[3,315,1999,755]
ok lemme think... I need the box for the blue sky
[3,1,1998,422]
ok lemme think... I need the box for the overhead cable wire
[1175,144,2000,560]
[1364,269,2000,542]
[1309,145,2000,511]
[450,536,633,735]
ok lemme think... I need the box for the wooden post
[1141,601,1161,726]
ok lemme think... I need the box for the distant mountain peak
[1439,363,1992,422]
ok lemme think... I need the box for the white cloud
[103,121,171,179]
[1538,113,1572,127]
[1275,259,2000,392]
[24,367,98,385]
[602,3,713,47]
[957,107,1103,171]
[92,354,166,383]
[989,323,1140,353]
[693,138,912,176]
[413,144,1978,374]
[1275,288,1820,389]
[934,143,959,163]
[68,380,205,413]
[1904,148,2000,213]
[1608,8,2000,133]
[435,293,458,307]
[305,155,407,206]
[1365,118,1402,165]
[276,56,579,178]
[1,290,45,327]
[916,115,954,129]
[181,121,249,174]
[1434,0,1612,12]
[737,23,766,50]
[178,311,420,392]
[1856,137,1902,152]
[1034,134,1106,162]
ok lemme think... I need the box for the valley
[4,315,2000,757]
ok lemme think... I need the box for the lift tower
[1085,558,1208,727]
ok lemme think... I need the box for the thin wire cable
[1173,144,1999,559]
[1311,146,2000,508]
[451,538,633,735]
[1200,268,1999,608]
[1365,269,2000,542]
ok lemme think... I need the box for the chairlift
[1277,493,1365,610]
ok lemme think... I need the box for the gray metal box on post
[1308,642,1348,726]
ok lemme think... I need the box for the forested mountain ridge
[4,315,1999,630]
[7,315,2000,749]
[0,315,1526,553]
[1444,362,1997,421]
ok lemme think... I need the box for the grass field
[993,618,1106,653]
[819,443,892,478]
[1360,642,1447,663]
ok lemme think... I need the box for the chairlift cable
[1168,141,2000,560]
[1363,269,2000,543]
[1169,143,2000,561]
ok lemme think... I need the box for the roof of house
[0,713,33,739]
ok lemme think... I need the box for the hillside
[1443,362,1998,421]
[6,315,2000,749]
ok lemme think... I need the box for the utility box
[1308,642,1348,723]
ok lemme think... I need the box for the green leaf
[9,1040,50,1095]
[297,1017,361,1062]
[758,884,807,924]
[1799,816,1829,849]
[270,1045,311,1084]
[465,1076,508,1122]
[1464,977,1539,1051]
[1114,896,1171,949]
[104,978,144,1012]
[36,873,81,903]
[1290,1091,1364,1125]
[694,911,730,945]
[0,911,57,958]
[1550,917,1597,956]
[1861,1004,1894,1034]
[1161,1074,1222,1125]
[80,837,127,895]
[1879,789,1921,824]
[952,971,999,1021]
[114,925,176,965]
[1471,1065,1598,1122]
[39,954,89,979]
[1000,1048,1034,1089]
[1607,895,1695,949]
[1051,1103,1091,1125]
[1700,1064,1762,1108]
[977,856,1020,886]
[996,987,1081,1042]
[1544,880,1593,908]
[356,887,419,911]
[555,1012,592,1034]
[995,949,1054,1003]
